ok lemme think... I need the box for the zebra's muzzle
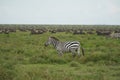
[44,43,48,47]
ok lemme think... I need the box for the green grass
[0,31,120,80]
[14,64,120,80]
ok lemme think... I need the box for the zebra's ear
[49,36,52,39]
[49,36,53,38]
[49,36,54,39]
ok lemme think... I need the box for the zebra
[110,33,120,39]
[44,36,84,57]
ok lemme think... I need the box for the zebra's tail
[81,47,85,56]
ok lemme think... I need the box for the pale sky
[0,0,120,25]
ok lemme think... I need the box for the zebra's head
[44,37,59,47]
[44,37,53,47]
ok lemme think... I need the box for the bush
[69,61,80,67]
[86,61,95,66]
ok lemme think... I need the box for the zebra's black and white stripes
[110,33,120,39]
[45,37,84,57]
[64,41,79,50]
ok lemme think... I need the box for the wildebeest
[0,30,3,34]
[45,36,84,57]
[86,31,95,34]
[73,30,85,35]
[30,29,44,34]
[3,29,10,34]
[49,30,56,33]
[96,30,111,36]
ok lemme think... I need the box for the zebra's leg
[77,46,81,57]
[57,51,63,56]
[71,49,76,57]
[72,53,76,57]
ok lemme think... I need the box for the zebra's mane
[50,37,59,41]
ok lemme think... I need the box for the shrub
[69,61,80,67]
[86,61,95,66]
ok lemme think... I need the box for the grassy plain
[0,31,120,80]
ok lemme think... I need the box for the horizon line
[0,23,120,26]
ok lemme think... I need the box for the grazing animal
[30,29,44,34]
[45,37,84,57]
[73,30,85,35]
[96,31,111,36]
[110,33,120,39]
